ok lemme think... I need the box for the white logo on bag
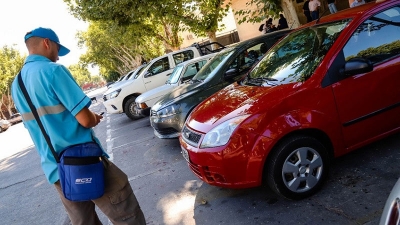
[75,178,92,184]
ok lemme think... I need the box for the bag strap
[17,72,60,163]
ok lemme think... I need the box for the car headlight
[104,89,121,101]
[200,115,250,148]
[156,104,181,118]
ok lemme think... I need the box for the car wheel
[265,135,329,200]
[124,97,144,120]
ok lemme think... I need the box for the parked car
[107,66,146,90]
[8,113,22,125]
[103,42,225,120]
[135,53,217,116]
[179,0,400,200]
[380,178,400,225]
[0,119,11,133]
[150,29,291,139]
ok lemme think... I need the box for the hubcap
[282,147,323,193]
[129,102,139,117]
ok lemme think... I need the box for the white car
[135,53,216,116]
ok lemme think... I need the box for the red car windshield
[246,19,351,86]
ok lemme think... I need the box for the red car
[180,0,400,200]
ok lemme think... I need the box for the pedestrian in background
[327,0,338,13]
[303,0,313,23]
[350,0,365,7]
[11,27,146,225]
[309,0,321,21]
[277,14,289,30]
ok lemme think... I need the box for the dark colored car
[150,29,291,139]
[8,113,22,125]
[179,0,400,200]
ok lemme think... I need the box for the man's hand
[75,107,103,128]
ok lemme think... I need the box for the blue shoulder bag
[17,73,105,202]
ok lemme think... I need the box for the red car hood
[187,82,298,133]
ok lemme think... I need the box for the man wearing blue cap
[11,27,146,225]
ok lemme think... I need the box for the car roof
[218,29,293,54]
[175,53,218,67]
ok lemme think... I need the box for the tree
[63,0,231,49]
[0,45,25,118]
[233,0,301,29]
[181,0,231,43]
[76,21,163,80]
[63,0,185,50]
[68,63,91,87]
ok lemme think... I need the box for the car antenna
[316,10,329,24]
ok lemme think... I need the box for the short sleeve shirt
[11,55,108,184]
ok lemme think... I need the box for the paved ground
[1,87,400,225]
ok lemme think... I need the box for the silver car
[380,178,400,225]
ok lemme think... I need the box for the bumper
[103,99,123,114]
[138,107,151,117]
[150,114,184,139]
[179,126,276,188]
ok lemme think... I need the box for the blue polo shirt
[11,55,107,184]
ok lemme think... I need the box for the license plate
[181,147,190,162]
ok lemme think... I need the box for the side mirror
[144,72,152,78]
[341,58,373,76]
[224,68,238,80]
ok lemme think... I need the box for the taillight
[388,198,400,225]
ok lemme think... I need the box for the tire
[265,135,330,200]
[124,97,144,120]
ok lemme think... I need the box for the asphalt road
[1,87,399,225]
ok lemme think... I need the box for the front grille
[181,125,202,146]
[103,95,107,101]
[154,127,178,135]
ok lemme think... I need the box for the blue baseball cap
[24,27,70,56]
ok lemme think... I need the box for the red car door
[331,6,400,149]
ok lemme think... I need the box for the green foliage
[0,45,25,95]
[345,40,400,62]
[68,63,91,87]
[181,0,231,37]
[76,21,163,79]
[234,0,282,24]
[104,70,120,82]
[0,45,25,117]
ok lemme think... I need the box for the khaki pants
[54,158,146,225]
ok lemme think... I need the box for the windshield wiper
[247,77,278,86]
[191,79,203,83]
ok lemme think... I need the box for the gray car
[150,29,291,139]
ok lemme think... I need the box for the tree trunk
[281,0,301,29]
[207,31,219,50]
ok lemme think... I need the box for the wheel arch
[261,128,334,181]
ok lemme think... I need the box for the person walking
[327,0,338,13]
[303,0,313,23]
[309,0,321,21]
[11,27,146,225]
